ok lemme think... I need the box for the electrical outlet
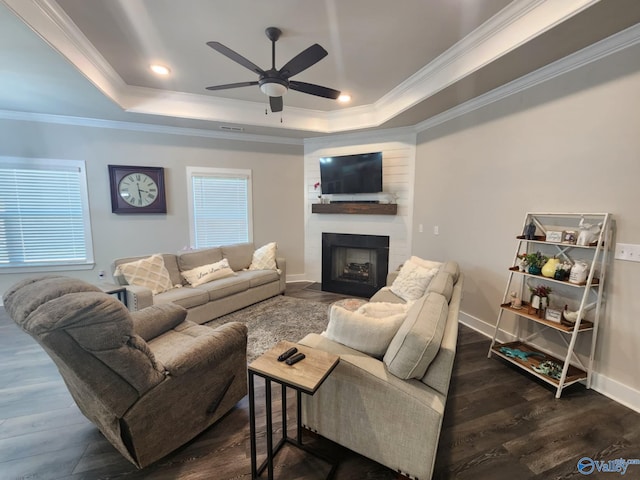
[434,225,439,235]
[614,243,640,262]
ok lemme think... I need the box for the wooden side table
[248,340,339,480]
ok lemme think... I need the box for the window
[0,157,94,271]
[186,167,253,248]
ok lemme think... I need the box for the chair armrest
[159,322,248,376]
[131,303,188,341]
[123,285,153,311]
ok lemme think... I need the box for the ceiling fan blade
[269,96,283,113]
[278,44,327,78]
[206,41,265,75]
[206,81,259,91]
[289,81,341,99]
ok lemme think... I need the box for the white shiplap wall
[303,130,417,282]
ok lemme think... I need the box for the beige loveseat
[2,276,248,468]
[112,242,286,324]
[300,261,462,480]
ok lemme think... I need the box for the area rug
[204,295,330,362]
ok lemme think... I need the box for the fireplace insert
[322,233,389,297]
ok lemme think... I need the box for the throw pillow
[114,254,174,295]
[181,258,235,287]
[389,259,438,301]
[383,292,449,379]
[323,304,406,358]
[356,301,411,318]
[248,242,278,271]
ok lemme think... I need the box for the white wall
[413,42,640,409]
[0,120,305,297]
[303,131,416,282]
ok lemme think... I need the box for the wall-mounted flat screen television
[319,152,383,194]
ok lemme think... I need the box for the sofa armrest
[276,256,286,292]
[156,321,248,376]
[123,285,153,311]
[131,303,188,341]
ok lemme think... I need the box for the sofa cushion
[383,292,449,379]
[177,247,223,275]
[409,255,443,271]
[221,243,254,271]
[194,274,251,301]
[114,254,175,295]
[356,301,411,318]
[441,261,460,283]
[181,258,236,287]
[389,259,438,302]
[369,286,406,304]
[323,304,407,358]
[425,271,454,302]
[241,269,280,288]
[248,242,278,271]
[151,286,210,309]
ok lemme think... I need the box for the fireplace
[322,233,390,297]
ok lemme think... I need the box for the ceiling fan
[206,27,341,113]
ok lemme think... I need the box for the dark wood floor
[1,282,639,479]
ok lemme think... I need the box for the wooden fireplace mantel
[311,203,397,215]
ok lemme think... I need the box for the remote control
[277,347,298,362]
[285,352,306,365]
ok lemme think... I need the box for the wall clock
[108,165,167,214]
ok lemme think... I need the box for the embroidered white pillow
[181,258,235,287]
[115,254,174,295]
[323,305,407,358]
[248,242,278,271]
[390,260,438,302]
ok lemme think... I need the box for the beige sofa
[3,275,248,468]
[112,242,286,324]
[300,261,462,480]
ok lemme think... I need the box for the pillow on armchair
[323,304,406,358]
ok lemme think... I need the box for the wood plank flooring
[1,282,639,479]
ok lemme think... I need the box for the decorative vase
[542,258,560,278]
[528,265,542,275]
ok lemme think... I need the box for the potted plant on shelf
[523,251,548,275]
[528,284,552,317]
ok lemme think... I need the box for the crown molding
[1,0,602,134]
[0,109,303,145]
[414,21,640,134]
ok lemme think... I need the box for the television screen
[319,152,383,194]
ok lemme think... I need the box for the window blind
[0,158,93,269]
[190,170,252,248]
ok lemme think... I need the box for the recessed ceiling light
[338,94,351,103]
[150,64,171,75]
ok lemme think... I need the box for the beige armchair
[2,275,248,468]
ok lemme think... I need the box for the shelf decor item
[524,251,547,275]
[541,257,560,278]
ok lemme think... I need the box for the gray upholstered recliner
[2,275,248,468]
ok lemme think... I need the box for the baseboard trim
[285,274,308,283]
[459,311,640,414]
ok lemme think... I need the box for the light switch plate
[614,243,640,262]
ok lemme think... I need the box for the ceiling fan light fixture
[259,81,288,97]
[338,93,351,103]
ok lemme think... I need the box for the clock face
[118,173,159,207]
